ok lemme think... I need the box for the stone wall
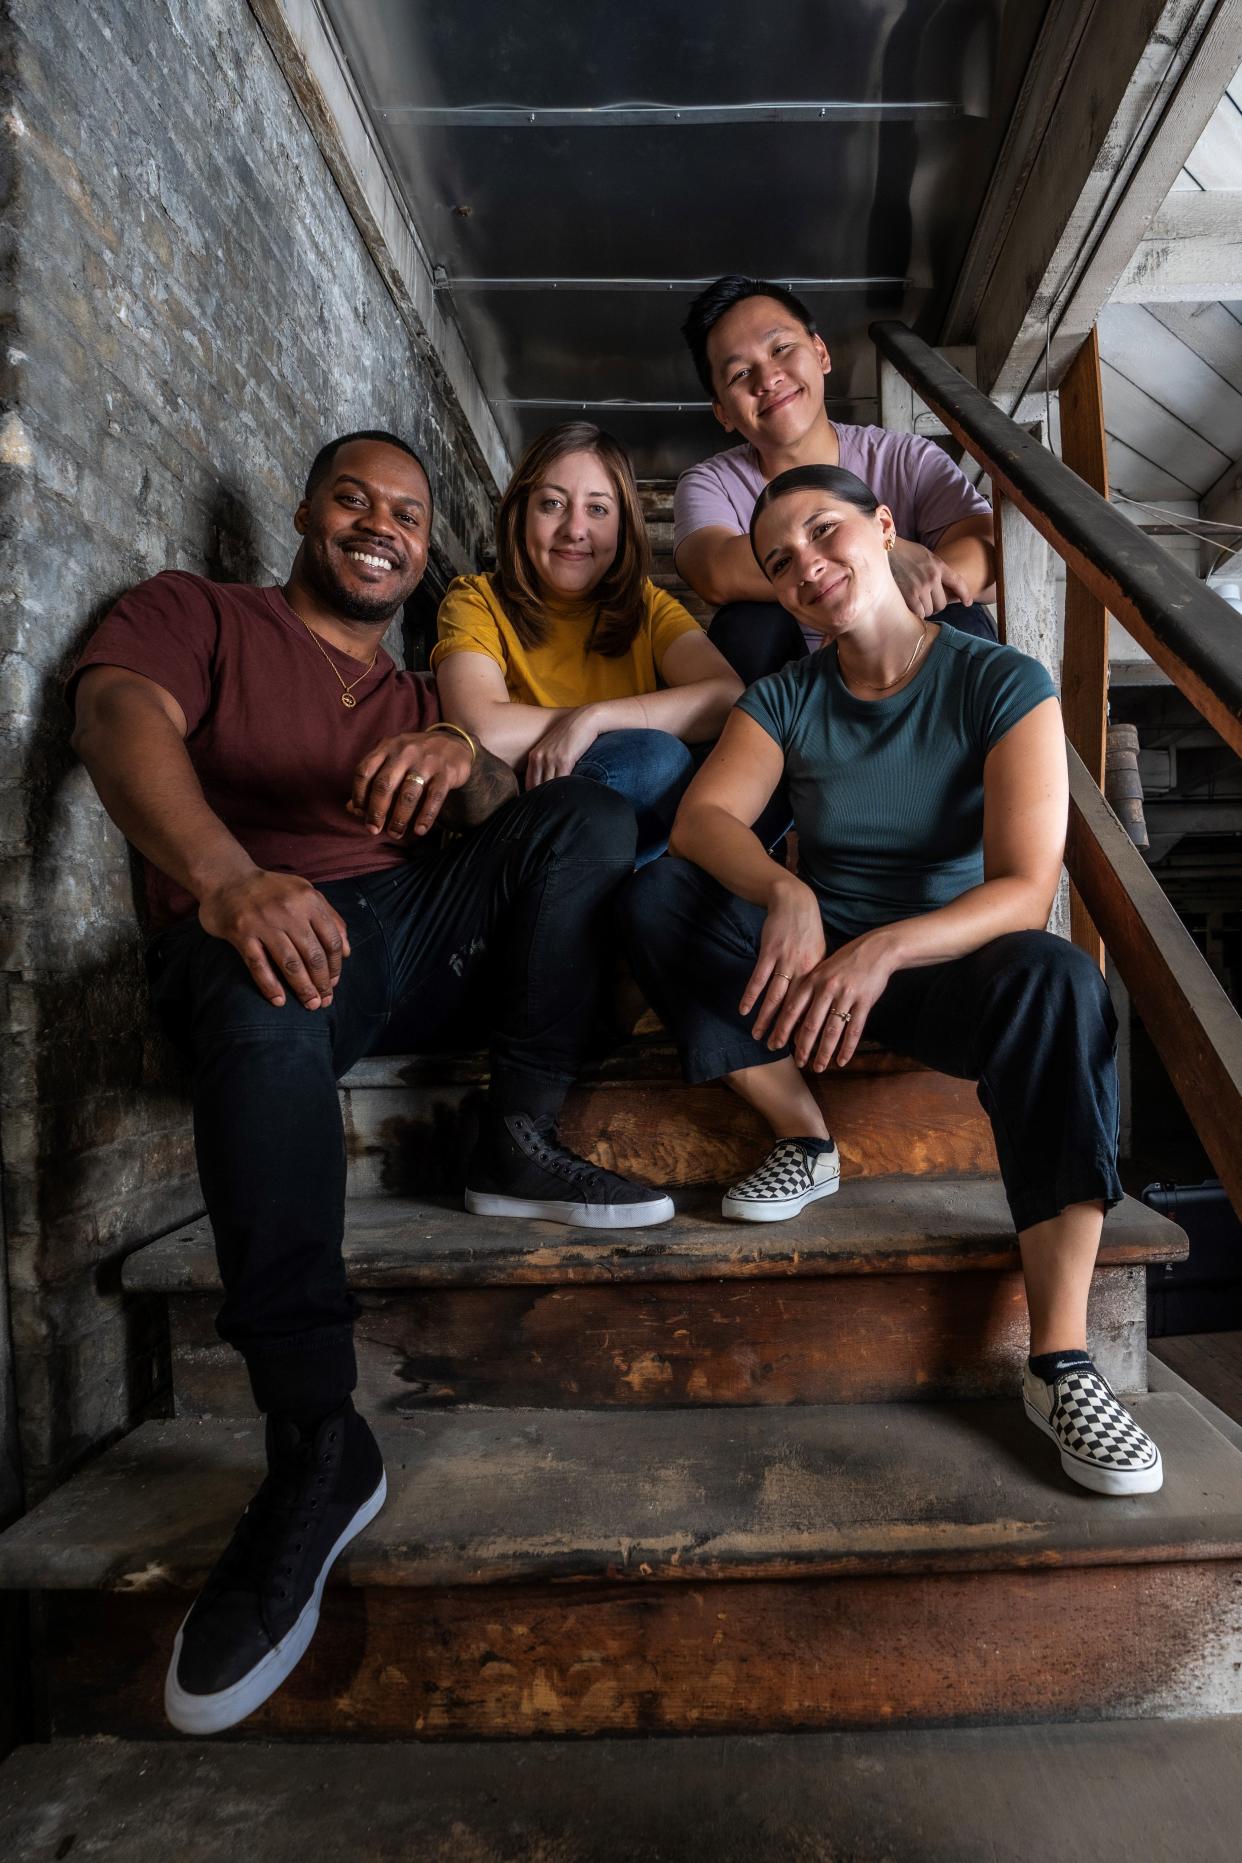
[0,0,497,1497]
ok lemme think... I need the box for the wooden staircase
[6,1036,1242,1748]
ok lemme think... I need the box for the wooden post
[992,468,1069,940]
[1059,327,1110,969]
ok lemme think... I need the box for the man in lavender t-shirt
[672,275,996,680]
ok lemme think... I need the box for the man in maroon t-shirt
[71,431,672,1736]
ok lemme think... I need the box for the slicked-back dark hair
[303,429,430,503]
[749,465,880,567]
[681,275,818,397]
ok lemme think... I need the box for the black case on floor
[1144,1179,1242,1336]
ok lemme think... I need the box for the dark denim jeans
[148,778,637,1416]
[569,727,698,866]
[619,858,1122,1234]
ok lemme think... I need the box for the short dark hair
[681,275,818,397]
[303,429,429,502]
[749,465,879,566]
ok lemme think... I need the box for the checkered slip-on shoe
[1023,1359,1163,1496]
[721,1137,841,1223]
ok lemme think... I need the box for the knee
[523,774,638,864]
[708,602,795,686]
[616,855,706,945]
[988,931,1115,1028]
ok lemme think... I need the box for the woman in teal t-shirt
[622,463,1163,1501]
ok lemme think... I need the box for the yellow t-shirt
[431,573,703,709]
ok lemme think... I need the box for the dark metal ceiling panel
[322,0,1050,476]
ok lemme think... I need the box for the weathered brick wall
[0,0,497,1496]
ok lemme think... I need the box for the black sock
[793,1136,835,1155]
[274,1396,352,1437]
[1028,1348,1093,1383]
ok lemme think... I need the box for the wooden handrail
[1067,747,1242,1218]
[869,321,1242,756]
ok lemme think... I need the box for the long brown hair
[492,422,651,656]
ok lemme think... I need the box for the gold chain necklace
[297,616,378,709]
[840,619,929,693]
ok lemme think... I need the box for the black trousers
[619,859,1122,1234]
[149,778,637,1416]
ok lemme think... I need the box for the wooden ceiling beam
[943,0,1242,410]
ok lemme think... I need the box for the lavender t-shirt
[673,423,992,648]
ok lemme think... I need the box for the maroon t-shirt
[70,571,440,927]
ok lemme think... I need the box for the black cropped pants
[620,858,1122,1234]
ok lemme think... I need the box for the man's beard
[304,542,406,624]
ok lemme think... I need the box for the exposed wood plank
[166,1262,1149,1418]
[1183,92,1242,189]
[7,1725,1242,1863]
[1145,301,1242,396]
[1100,356,1231,490]
[2,1399,1236,1595]
[1066,744,1242,1220]
[1060,329,1111,966]
[870,324,1242,752]
[1099,303,1242,458]
[1153,1330,1242,1423]
[1114,191,1242,303]
[123,1185,1183,1296]
[41,1558,1242,1739]
[960,0,1242,402]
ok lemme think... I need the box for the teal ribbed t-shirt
[737,627,1056,940]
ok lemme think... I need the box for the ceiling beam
[1112,191,1242,300]
[944,0,1242,410]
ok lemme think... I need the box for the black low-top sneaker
[165,1399,386,1735]
[721,1137,841,1222]
[465,1111,675,1227]
[1023,1358,1163,1496]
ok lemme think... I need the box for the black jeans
[148,778,637,1416]
[619,859,1122,1233]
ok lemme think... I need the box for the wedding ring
[831,1009,852,1024]
[405,774,427,788]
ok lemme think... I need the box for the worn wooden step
[3,1397,1240,1739]
[123,1184,1183,1417]
[338,1042,1000,1194]
[6,1720,1242,1861]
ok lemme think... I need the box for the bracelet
[426,721,478,763]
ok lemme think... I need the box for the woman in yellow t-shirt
[432,421,743,863]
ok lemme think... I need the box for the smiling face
[754,488,896,637]
[706,295,832,452]
[294,438,431,623]
[522,449,622,600]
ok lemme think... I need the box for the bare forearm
[445,695,574,765]
[938,533,995,604]
[587,679,740,744]
[669,800,790,905]
[438,742,518,829]
[676,532,772,606]
[73,711,255,899]
[873,875,1057,972]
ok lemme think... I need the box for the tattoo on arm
[438,743,518,829]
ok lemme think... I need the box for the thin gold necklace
[840,619,929,693]
[297,615,378,709]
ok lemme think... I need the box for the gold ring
[406,774,427,788]
[776,971,793,981]
[832,1009,851,1024]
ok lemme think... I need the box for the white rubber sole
[464,1189,676,1227]
[164,1467,388,1736]
[1023,1398,1163,1496]
[721,1173,840,1224]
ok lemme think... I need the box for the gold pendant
[341,691,357,709]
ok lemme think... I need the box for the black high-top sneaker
[465,1111,675,1227]
[164,1398,386,1734]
